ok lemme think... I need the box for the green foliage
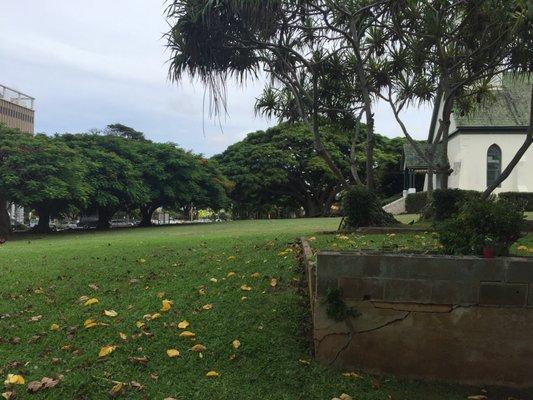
[498,192,533,212]
[0,124,229,230]
[214,122,404,218]
[342,186,397,228]
[437,198,524,256]
[431,189,480,221]
[323,288,361,322]
[405,192,428,214]
[0,125,90,231]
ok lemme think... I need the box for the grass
[0,218,484,399]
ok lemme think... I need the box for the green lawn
[0,219,493,399]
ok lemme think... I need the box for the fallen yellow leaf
[227,272,236,277]
[179,331,195,338]
[119,332,127,340]
[270,278,278,288]
[84,319,98,329]
[250,272,260,278]
[206,371,219,378]
[190,344,207,352]
[4,374,25,385]
[240,285,252,291]
[202,304,213,310]
[227,255,236,260]
[136,321,145,329]
[150,313,161,320]
[138,258,146,264]
[156,291,165,298]
[210,277,218,283]
[161,299,172,312]
[98,345,117,358]
[109,382,124,396]
[84,298,99,306]
[103,310,118,317]
[177,320,189,329]
[166,349,180,358]
[50,323,60,331]
[342,372,363,380]
[232,339,241,349]
[198,288,206,296]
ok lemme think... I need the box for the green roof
[403,142,444,169]
[454,74,531,128]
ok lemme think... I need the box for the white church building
[403,74,532,194]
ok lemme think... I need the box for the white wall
[448,133,533,192]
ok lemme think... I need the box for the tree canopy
[214,123,404,218]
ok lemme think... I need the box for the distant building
[1,84,35,226]
[0,84,35,134]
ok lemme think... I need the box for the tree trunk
[349,20,375,190]
[365,116,375,191]
[483,88,533,199]
[0,192,10,240]
[304,199,321,218]
[139,205,154,227]
[96,208,114,230]
[35,208,51,233]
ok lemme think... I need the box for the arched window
[487,144,502,187]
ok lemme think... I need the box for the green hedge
[432,189,480,221]
[406,189,480,220]
[437,198,524,256]
[498,192,533,212]
[405,192,428,213]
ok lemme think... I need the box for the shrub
[405,192,428,213]
[437,198,524,256]
[342,186,397,228]
[498,192,533,212]
[432,189,480,221]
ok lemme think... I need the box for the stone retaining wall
[308,246,533,388]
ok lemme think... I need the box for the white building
[403,74,532,194]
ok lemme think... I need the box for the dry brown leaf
[129,356,149,365]
[190,344,207,352]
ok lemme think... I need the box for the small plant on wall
[323,288,361,322]
[437,197,524,257]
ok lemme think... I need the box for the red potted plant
[482,236,495,259]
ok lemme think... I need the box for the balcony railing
[0,84,34,110]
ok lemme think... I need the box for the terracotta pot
[483,246,495,259]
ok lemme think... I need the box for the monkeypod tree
[60,133,148,229]
[214,122,404,218]
[135,142,199,226]
[0,127,89,232]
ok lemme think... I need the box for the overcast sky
[0,0,432,156]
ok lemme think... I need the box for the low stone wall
[308,247,533,388]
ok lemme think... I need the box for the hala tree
[377,0,531,192]
[165,0,401,226]
[0,126,89,233]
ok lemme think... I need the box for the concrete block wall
[311,249,533,388]
[316,252,533,307]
